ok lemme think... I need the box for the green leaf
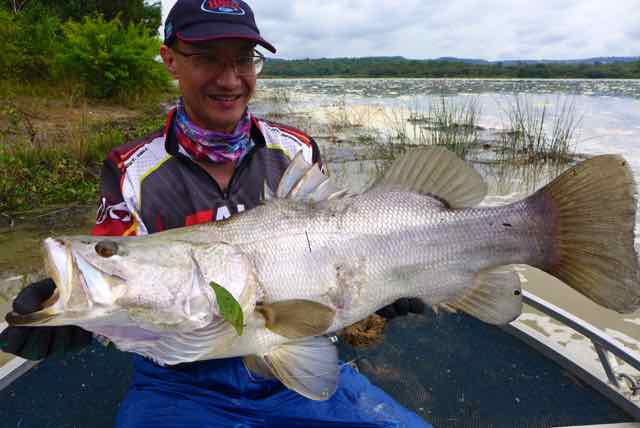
[210,281,244,336]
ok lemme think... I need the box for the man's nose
[214,62,242,87]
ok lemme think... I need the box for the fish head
[8,235,249,331]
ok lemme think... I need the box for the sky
[160,0,640,61]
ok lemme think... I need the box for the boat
[1,289,638,428]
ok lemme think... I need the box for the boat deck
[1,308,637,428]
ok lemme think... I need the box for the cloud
[162,0,640,60]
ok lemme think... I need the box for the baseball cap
[164,0,276,53]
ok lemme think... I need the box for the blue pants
[116,356,431,428]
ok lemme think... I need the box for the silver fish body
[9,147,640,400]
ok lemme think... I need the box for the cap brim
[176,22,276,53]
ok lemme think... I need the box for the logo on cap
[164,21,174,41]
[201,0,246,15]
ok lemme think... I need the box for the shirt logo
[201,0,245,15]
[96,198,132,225]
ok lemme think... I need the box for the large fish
[7,147,640,400]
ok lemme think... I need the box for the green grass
[0,81,176,213]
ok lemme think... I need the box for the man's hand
[376,298,425,320]
[0,278,92,360]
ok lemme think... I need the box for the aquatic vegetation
[255,87,293,120]
[325,96,375,131]
[384,95,482,159]
[497,95,581,163]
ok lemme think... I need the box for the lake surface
[257,78,640,165]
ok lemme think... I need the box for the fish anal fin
[447,266,523,324]
[262,336,339,400]
[256,299,335,339]
[375,146,487,208]
[243,355,276,379]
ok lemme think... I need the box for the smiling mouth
[208,94,243,102]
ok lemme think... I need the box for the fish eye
[95,240,119,258]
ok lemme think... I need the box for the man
[1,1,429,426]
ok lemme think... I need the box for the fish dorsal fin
[245,335,339,400]
[256,299,335,339]
[277,151,309,198]
[376,147,487,208]
[443,266,523,324]
[276,151,348,202]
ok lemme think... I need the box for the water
[257,78,640,165]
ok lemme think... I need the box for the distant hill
[262,56,640,79]
[433,56,640,65]
[269,56,640,65]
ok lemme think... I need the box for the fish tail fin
[537,154,640,313]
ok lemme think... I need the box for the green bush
[57,15,170,99]
[23,0,162,33]
[0,7,61,80]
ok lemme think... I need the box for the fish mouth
[6,237,122,327]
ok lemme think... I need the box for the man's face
[160,39,257,132]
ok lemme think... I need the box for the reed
[256,87,293,120]
[498,95,581,163]
[385,95,481,159]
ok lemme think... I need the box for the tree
[7,0,161,32]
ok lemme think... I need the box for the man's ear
[160,45,179,79]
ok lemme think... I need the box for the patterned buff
[174,98,252,164]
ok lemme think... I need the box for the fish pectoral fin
[255,299,335,339]
[374,146,487,208]
[446,266,523,325]
[255,335,339,401]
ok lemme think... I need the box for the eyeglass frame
[170,47,266,76]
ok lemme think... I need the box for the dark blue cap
[164,0,276,53]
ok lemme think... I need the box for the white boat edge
[503,291,640,423]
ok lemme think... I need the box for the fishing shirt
[92,108,321,237]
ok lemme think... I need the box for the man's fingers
[13,278,56,315]
[408,298,425,314]
[376,305,398,319]
[0,326,33,356]
[50,327,92,355]
[20,327,54,360]
[394,299,411,316]
[49,327,73,356]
